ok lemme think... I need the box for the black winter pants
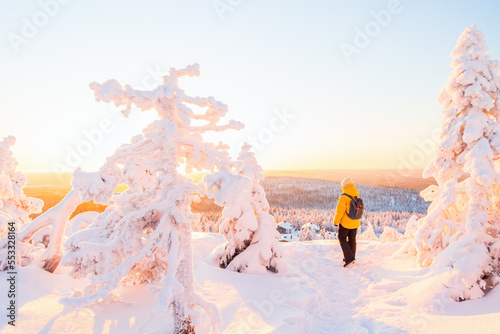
[338,224,357,263]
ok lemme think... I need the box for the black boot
[343,259,355,268]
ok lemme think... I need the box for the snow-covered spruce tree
[205,144,283,274]
[0,136,44,269]
[60,64,241,333]
[298,223,318,242]
[408,25,500,300]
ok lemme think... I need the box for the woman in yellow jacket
[334,177,360,268]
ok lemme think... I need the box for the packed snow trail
[273,240,404,333]
[1,233,500,333]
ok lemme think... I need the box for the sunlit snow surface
[1,233,499,334]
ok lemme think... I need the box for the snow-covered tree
[379,226,402,243]
[0,136,43,232]
[358,222,379,241]
[0,136,44,268]
[408,25,500,300]
[58,64,241,333]
[402,215,419,240]
[206,144,283,274]
[298,223,319,242]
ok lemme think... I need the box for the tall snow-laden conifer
[58,64,242,333]
[409,25,500,300]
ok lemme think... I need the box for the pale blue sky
[1,0,499,172]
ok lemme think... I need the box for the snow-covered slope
[1,233,499,333]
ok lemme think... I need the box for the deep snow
[1,233,499,334]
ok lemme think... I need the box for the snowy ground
[1,233,499,334]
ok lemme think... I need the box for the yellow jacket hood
[342,183,358,197]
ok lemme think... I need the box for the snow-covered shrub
[358,222,379,241]
[207,144,283,274]
[379,226,403,243]
[405,25,500,300]
[401,215,419,240]
[59,64,240,332]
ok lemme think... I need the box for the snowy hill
[2,233,499,334]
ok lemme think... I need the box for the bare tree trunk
[173,298,195,334]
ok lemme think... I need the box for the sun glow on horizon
[2,1,498,178]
